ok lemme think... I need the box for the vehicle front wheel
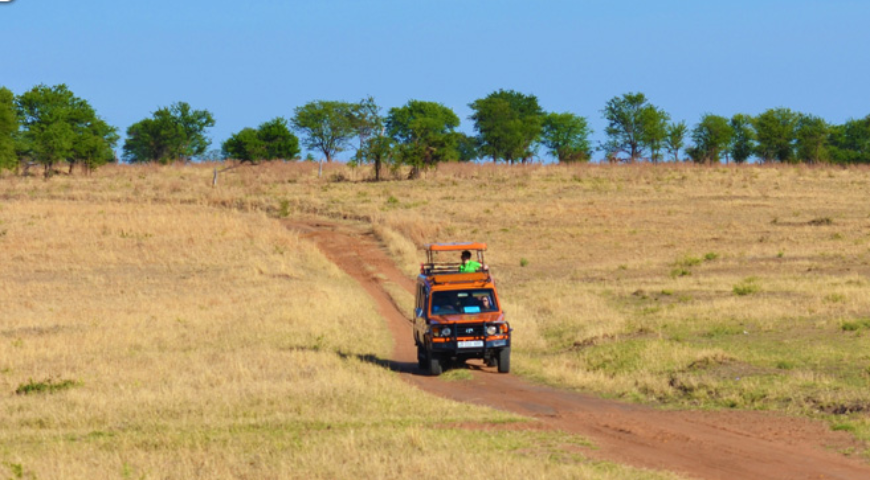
[417,344,426,370]
[497,347,510,374]
[428,352,443,376]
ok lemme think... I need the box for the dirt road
[288,219,870,480]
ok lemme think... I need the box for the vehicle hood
[430,312,504,323]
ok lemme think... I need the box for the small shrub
[15,378,79,395]
[733,277,760,296]
[670,268,691,278]
[704,252,719,261]
[841,321,860,332]
[386,195,399,205]
[775,360,795,370]
[519,258,529,267]
[278,199,291,218]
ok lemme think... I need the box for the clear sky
[2,0,869,161]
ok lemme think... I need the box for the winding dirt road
[288,218,870,480]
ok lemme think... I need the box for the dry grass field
[0,165,691,479]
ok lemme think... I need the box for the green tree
[386,100,460,178]
[16,84,118,177]
[601,92,667,163]
[123,102,214,163]
[70,116,118,174]
[454,133,480,162]
[256,117,300,160]
[291,100,356,162]
[829,115,870,164]
[640,106,670,163]
[469,89,544,164]
[356,134,396,181]
[222,127,265,163]
[664,121,687,162]
[349,96,383,155]
[795,114,830,164]
[222,118,299,164]
[540,112,592,163]
[689,114,733,164]
[0,87,17,171]
[753,108,798,163]
[729,114,756,164]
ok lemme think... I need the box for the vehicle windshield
[431,289,497,314]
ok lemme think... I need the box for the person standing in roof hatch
[459,250,482,273]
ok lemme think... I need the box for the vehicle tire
[428,353,443,376]
[497,347,510,374]
[417,345,426,370]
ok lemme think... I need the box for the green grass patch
[15,378,79,395]
[733,277,760,296]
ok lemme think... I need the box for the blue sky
[2,0,869,161]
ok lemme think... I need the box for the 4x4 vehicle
[413,242,512,376]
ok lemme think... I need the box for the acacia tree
[469,89,544,164]
[349,96,383,154]
[664,121,687,162]
[16,84,118,176]
[689,114,733,163]
[123,102,214,163]
[540,112,592,162]
[829,115,870,164]
[223,118,299,164]
[291,100,356,162]
[729,114,756,164]
[601,92,667,163]
[795,114,830,164]
[640,106,670,163]
[0,87,17,171]
[753,107,798,163]
[386,100,460,178]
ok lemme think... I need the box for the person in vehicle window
[459,250,482,272]
[479,296,494,311]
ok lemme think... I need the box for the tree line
[2,84,869,179]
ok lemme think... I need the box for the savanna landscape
[3,162,870,479]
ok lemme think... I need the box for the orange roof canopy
[425,242,487,252]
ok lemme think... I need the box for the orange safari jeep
[413,242,512,376]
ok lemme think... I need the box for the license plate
[458,340,483,348]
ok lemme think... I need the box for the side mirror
[415,307,424,319]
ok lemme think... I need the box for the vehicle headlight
[441,327,451,337]
[486,325,497,336]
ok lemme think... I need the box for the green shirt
[459,260,482,273]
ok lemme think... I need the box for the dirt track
[288,218,870,480]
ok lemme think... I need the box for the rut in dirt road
[288,218,870,480]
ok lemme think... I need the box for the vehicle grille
[455,324,485,337]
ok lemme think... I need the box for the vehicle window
[431,289,497,314]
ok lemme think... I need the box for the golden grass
[0,192,682,479]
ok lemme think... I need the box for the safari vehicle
[413,242,512,376]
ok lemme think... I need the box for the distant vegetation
[2,83,870,179]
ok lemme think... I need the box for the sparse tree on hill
[601,92,667,163]
[729,114,756,164]
[223,118,299,164]
[689,114,733,164]
[753,108,798,163]
[795,114,830,164]
[640,106,670,163]
[829,115,870,164]
[291,100,356,163]
[665,121,687,162]
[540,112,592,163]
[470,89,544,164]
[0,87,17,171]
[386,100,460,178]
[16,84,118,177]
[123,102,214,164]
